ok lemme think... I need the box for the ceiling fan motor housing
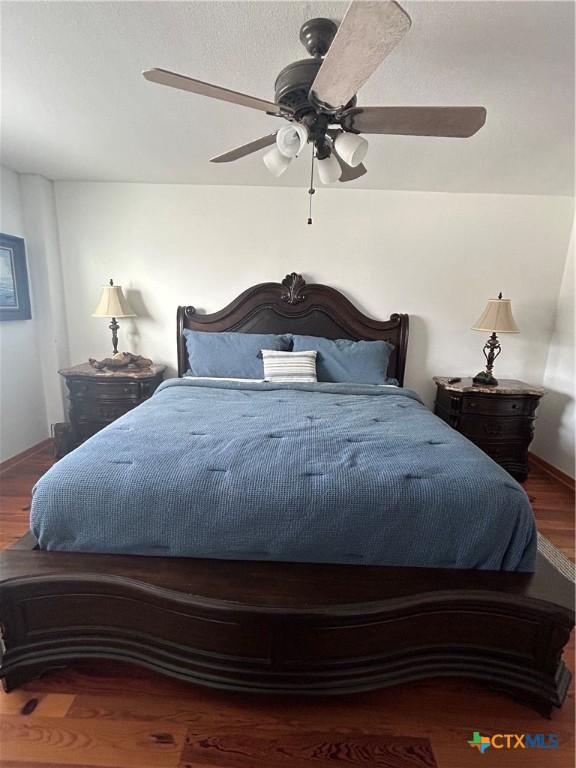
[274,59,322,116]
[275,17,356,119]
[275,58,357,118]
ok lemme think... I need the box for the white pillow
[262,349,317,383]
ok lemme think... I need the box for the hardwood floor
[0,442,574,767]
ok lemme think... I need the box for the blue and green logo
[468,732,491,754]
[468,731,559,753]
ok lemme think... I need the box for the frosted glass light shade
[92,284,136,318]
[472,298,519,333]
[334,132,368,167]
[263,147,291,177]
[276,124,308,158]
[317,153,341,184]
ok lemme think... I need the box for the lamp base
[109,317,119,356]
[473,371,498,386]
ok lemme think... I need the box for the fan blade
[342,106,487,137]
[210,134,278,163]
[333,151,367,182]
[143,68,292,116]
[310,1,411,111]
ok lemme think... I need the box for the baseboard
[0,438,54,474]
[529,452,575,491]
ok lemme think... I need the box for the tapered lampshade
[472,297,519,333]
[334,132,368,168]
[92,282,136,319]
[263,147,291,177]
[276,124,308,158]
[317,153,341,184]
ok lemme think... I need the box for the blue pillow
[183,330,291,379]
[292,335,394,385]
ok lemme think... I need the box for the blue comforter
[31,379,537,571]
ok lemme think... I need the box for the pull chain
[307,147,315,225]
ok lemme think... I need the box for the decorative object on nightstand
[472,293,519,386]
[58,362,165,452]
[433,377,545,482]
[88,352,153,371]
[92,279,137,355]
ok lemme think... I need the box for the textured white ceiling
[1,1,574,194]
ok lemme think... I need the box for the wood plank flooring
[0,442,574,767]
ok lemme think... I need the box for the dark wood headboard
[177,273,409,385]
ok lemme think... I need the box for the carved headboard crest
[281,273,307,305]
[177,273,409,385]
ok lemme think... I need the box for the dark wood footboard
[0,538,573,717]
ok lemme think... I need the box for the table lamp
[92,279,137,355]
[471,293,519,386]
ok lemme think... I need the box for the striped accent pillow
[262,349,317,383]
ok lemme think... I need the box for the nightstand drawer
[72,401,134,423]
[68,379,141,399]
[476,441,527,463]
[457,414,533,440]
[461,396,532,416]
[475,441,529,479]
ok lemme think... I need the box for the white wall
[19,175,69,429]
[54,182,574,410]
[531,222,575,477]
[0,167,50,460]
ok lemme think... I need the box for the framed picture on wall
[0,233,31,321]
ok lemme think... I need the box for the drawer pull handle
[484,424,502,436]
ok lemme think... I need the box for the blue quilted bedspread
[31,379,537,571]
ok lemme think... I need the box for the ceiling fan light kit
[317,153,342,185]
[144,0,487,222]
[334,132,369,168]
[263,147,291,178]
[275,123,309,158]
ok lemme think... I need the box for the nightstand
[433,377,545,482]
[59,362,165,449]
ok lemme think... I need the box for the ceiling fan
[143,0,486,209]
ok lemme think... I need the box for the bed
[30,378,536,571]
[1,272,573,715]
